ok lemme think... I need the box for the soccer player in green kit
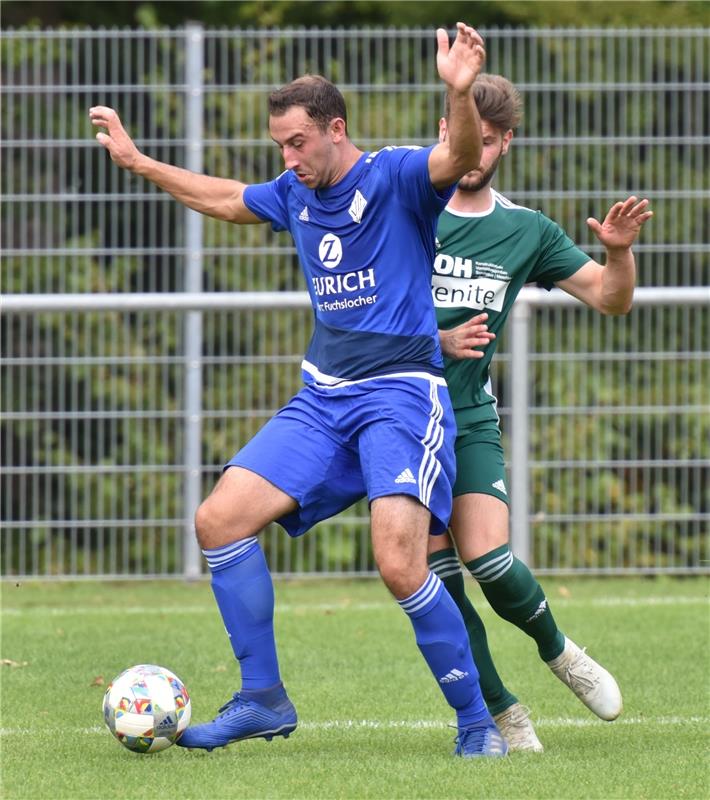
[429,74,653,751]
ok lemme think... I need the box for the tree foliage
[5,0,710,29]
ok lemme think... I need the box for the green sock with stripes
[466,544,566,662]
[428,548,518,716]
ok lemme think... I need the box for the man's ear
[501,129,514,155]
[438,117,448,144]
[330,117,348,142]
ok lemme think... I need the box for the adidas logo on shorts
[492,479,507,495]
[394,468,417,485]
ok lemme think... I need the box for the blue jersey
[243,145,454,385]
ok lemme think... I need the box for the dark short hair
[446,73,523,132]
[268,75,348,133]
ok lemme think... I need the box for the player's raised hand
[439,313,495,360]
[436,22,486,92]
[587,196,653,252]
[89,106,142,171]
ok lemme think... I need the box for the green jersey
[433,190,590,422]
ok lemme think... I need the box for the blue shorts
[226,376,457,537]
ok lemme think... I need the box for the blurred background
[1,1,708,580]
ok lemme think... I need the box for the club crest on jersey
[349,190,367,223]
[318,233,343,269]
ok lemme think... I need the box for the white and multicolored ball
[102,664,191,753]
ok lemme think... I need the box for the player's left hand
[439,313,495,360]
[587,196,653,252]
[436,22,486,92]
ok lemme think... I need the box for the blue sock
[203,537,281,690]
[398,572,491,728]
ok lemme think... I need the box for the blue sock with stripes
[467,544,566,662]
[203,537,281,690]
[398,572,491,727]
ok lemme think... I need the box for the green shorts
[452,416,509,504]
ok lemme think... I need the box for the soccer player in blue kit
[90,23,509,758]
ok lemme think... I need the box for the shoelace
[498,707,535,748]
[501,705,532,730]
[565,648,598,693]
[454,725,490,755]
[217,692,245,717]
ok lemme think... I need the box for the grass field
[1,576,708,799]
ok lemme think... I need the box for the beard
[456,150,503,193]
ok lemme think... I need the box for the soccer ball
[102,664,191,753]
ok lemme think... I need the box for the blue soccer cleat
[176,685,297,752]
[454,719,509,758]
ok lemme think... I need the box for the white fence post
[183,24,204,579]
[509,299,532,566]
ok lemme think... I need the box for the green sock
[466,544,565,662]
[428,548,518,716]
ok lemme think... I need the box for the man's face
[269,106,340,189]
[441,119,513,193]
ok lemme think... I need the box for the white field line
[1,595,708,617]
[0,715,707,737]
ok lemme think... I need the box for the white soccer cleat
[546,636,623,721]
[493,703,544,753]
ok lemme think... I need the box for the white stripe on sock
[430,557,463,579]
[469,550,514,583]
[398,572,442,616]
[202,536,258,568]
[433,566,465,579]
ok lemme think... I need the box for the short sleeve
[243,171,292,233]
[374,145,455,220]
[530,213,591,288]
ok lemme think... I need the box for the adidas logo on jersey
[440,668,469,684]
[492,479,507,495]
[394,468,416,485]
[298,206,309,222]
[348,190,367,223]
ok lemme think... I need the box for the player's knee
[194,498,247,550]
[376,555,428,600]
[194,501,217,549]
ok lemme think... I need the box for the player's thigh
[358,377,456,535]
[227,388,367,538]
[447,418,510,558]
[370,494,431,599]
[196,466,298,549]
[449,492,510,562]
[452,419,509,502]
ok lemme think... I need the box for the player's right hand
[436,22,486,92]
[89,106,141,170]
[439,312,495,360]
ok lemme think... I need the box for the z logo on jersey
[319,233,343,269]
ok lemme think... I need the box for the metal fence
[2,26,709,579]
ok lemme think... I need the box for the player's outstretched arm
[556,196,653,315]
[439,313,496,360]
[428,22,486,189]
[89,106,263,225]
